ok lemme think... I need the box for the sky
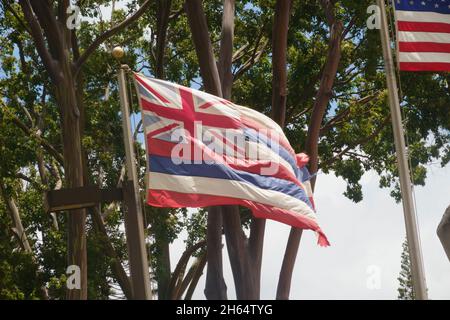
[99,0,450,300]
[170,164,450,300]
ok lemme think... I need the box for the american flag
[394,0,450,71]
[133,73,329,246]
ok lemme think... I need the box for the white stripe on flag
[149,172,317,219]
[233,104,285,135]
[399,51,450,63]
[398,31,450,44]
[395,10,450,24]
[142,110,179,133]
[248,140,295,173]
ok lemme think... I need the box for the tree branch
[92,206,133,299]
[322,115,391,167]
[184,252,207,300]
[1,102,64,165]
[18,0,60,82]
[29,1,64,59]
[74,0,152,75]
[233,39,268,81]
[277,1,343,299]
[342,15,357,39]
[222,206,257,299]
[155,0,172,78]
[271,0,292,126]
[319,107,351,135]
[167,240,206,299]
[2,1,31,34]
[184,0,223,97]
[169,5,185,20]
[0,179,49,299]
[231,43,249,63]
[320,92,381,135]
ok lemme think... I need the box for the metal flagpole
[116,53,152,299]
[377,0,428,299]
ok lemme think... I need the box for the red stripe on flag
[397,21,450,33]
[400,62,450,72]
[141,98,241,129]
[147,189,329,246]
[399,41,450,53]
[148,123,180,138]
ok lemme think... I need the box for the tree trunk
[271,0,291,127]
[240,0,290,301]
[0,181,32,253]
[222,206,257,299]
[204,206,227,299]
[185,0,227,300]
[156,0,172,78]
[154,210,172,299]
[188,0,261,299]
[276,228,302,299]
[218,0,235,100]
[276,16,343,300]
[92,206,133,299]
[305,21,343,180]
[187,0,295,300]
[54,57,88,299]
[153,2,173,299]
[217,0,256,300]
[18,0,153,300]
[185,252,207,300]
[0,179,49,299]
[248,218,265,298]
[185,0,223,97]
[438,205,450,262]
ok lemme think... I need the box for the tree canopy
[0,0,448,299]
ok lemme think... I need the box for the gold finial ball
[112,46,124,59]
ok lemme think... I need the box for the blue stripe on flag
[394,0,450,14]
[296,166,311,183]
[242,128,298,173]
[149,155,313,208]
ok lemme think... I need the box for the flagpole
[115,47,151,299]
[377,0,428,300]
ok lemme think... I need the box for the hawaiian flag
[394,0,450,71]
[134,73,329,246]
